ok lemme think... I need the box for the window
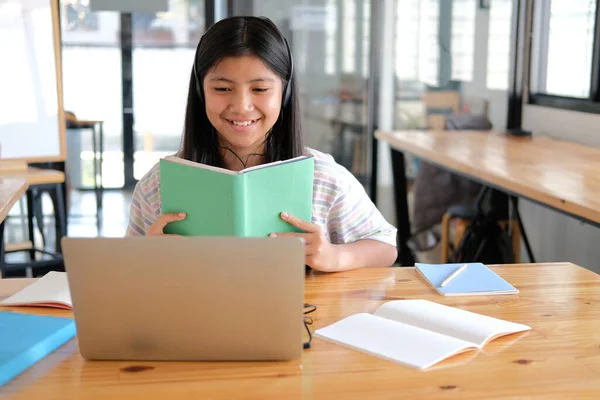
[419,0,440,86]
[486,0,513,90]
[339,0,370,76]
[59,0,206,188]
[529,0,600,112]
[324,0,337,75]
[64,0,98,31]
[342,0,356,73]
[394,0,422,81]
[60,1,123,187]
[394,0,439,86]
[451,0,476,81]
[362,0,370,77]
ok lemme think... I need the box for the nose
[229,90,254,113]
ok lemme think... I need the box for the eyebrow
[208,77,276,83]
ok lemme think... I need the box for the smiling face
[203,55,283,164]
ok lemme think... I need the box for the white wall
[520,105,600,273]
[523,105,600,147]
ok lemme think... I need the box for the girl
[126,16,398,272]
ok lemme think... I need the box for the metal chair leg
[49,183,67,254]
[26,191,36,261]
[510,196,536,263]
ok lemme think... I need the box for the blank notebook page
[314,313,475,370]
[0,271,71,308]
[374,299,531,348]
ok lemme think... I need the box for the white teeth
[231,120,256,126]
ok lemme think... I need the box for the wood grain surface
[1,262,599,399]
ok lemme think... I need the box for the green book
[159,155,314,237]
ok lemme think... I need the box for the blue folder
[414,263,519,296]
[0,312,76,386]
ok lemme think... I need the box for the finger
[269,232,308,242]
[150,233,182,237]
[270,231,316,247]
[148,212,186,235]
[156,212,186,230]
[270,232,304,237]
[280,212,318,233]
[163,212,187,222]
[305,255,321,270]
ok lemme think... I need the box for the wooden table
[1,262,600,399]
[0,167,67,261]
[375,130,600,264]
[0,178,28,224]
[0,167,64,187]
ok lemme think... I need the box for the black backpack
[448,213,515,264]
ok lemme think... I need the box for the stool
[440,204,521,263]
[66,112,104,211]
[0,167,66,277]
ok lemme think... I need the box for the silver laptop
[61,236,305,361]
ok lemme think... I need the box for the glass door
[390,0,520,263]
[131,0,205,180]
[229,0,375,193]
[60,0,207,188]
[60,0,123,188]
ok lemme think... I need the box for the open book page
[162,155,238,175]
[374,300,531,348]
[314,313,477,370]
[162,155,312,175]
[0,271,71,309]
[240,155,312,173]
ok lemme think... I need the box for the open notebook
[314,299,531,370]
[0,271,71,309]
[415,262,519,296]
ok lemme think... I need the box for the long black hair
[181,16,303,167]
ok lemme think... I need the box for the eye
[253,88,270,93]
[213,87,230,92]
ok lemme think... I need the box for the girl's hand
[147,212,186,236]
[270,212,340,272]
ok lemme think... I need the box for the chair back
[421,91,460,129]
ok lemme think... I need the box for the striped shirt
[126,148,397,246]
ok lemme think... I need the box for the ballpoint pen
[440,264,468,287]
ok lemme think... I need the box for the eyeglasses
[303,303,317,349]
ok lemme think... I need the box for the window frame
[528,0,600,114]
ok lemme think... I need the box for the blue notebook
[0,312,76,386]
[415,263,519,296]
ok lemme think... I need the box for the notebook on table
[314,299,531,370]
[415,263,519,296]
[0,312,76,386]
[0,271,71,309]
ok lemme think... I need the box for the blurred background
[2,0,600,272]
